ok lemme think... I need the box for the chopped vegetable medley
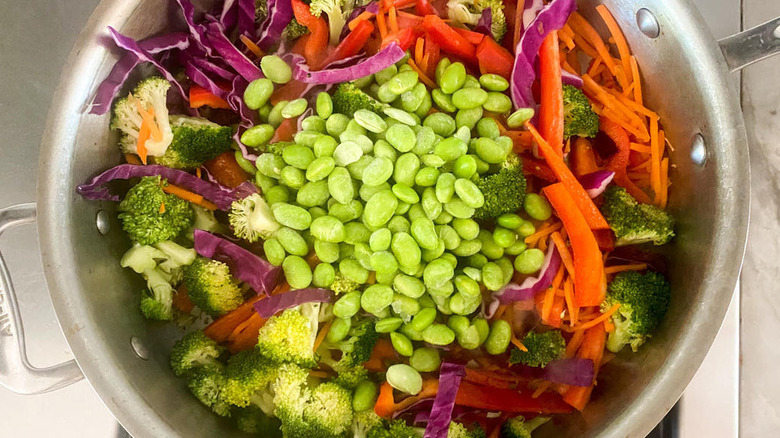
[78,0,675,435]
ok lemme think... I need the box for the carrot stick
[415,37,424,66]
[543,183,606,307]
[348,10,376,30]
[239,34,264,58]
[388,6,399,33]
[564,329,584,358]
[376,11,387,39]
[136,117,150,165]
[162,184,219,210]
[539,31,565,155]
[541,281,558,323]
[571,138,599,177]
[629,56,643,105]
[511,336,528,352]
[204,295,265,343]
[630,142,652,154]
[567,12,619,80]
[407,59,437,88]
[532,381,552,399]
[526,122,610,230]
[562,303,620,332]
[604,263,647,274]
[650,117,662,206]
[313,319,333,351]
[227,315,267,353]
[595,5,632,89]
[660,157,669,209]
[563,277,577,326]
[562,323,606,410]
[551,232,575,281]
[524,222,562,245]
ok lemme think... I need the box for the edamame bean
[420,154,445,168]
[472,317,489,345]
[463,266,481,282]
[409,347,440,372]
[282,255,312,288]
[485,319,512,355]
[387,71,419,95]
[359,181,390,202]
[466,253,488,269]
[329,200,363,222]
[423,259,455,290]
[386,364,423,395]
[333,141,363,166]
[431,89,457,112]
[294,130,322,147]
[309,215,345,242]
[315,92,333,119]
[326,113,350,137]
[479,229,504,259]
[421,239,445,263]
[353,109,388,133]
[421,187,443,220]
[373,139,397,162]
[505,239,527,256]
[312,263,336,288]
[272,203,312,230]
[496,136,513,156]
[451,88,488,110]
[434,137,467,162]
[344,222,371,245]
[361,284,394,314]
[376,317,404,333]
[496,257,514,285]
[339,243,355,260]
[444,198,475,219]
[474,137,507,164]
[268,100,288,127]
[516,220,536,237]
[240,123,275,147]
[333,290,362,318]
[301,115,327,133]
[400,83,427,112]
[282,145,315,170]
[281,98,307,118]
[463,74,480,89]
[305,156,336,182]
[363,189,398,228]
[244,78,274,110]
[393,274,425,298]
[388,215,410,234]
[375,64,398,85]
[383,107,417,126]
[347,155,373,180]
[369,228,392,252]
[391,183,419,204]
[479,73,509,91]
[312,240,337,264]
[327,317,351,343]
[453,239,482,257]
[385,124,417,152]
[341,258,370,284]
[423,113,457,137]
[435,58,451,83]
[389,153,419,188]
[313,135,338,158]
[327,167,354,204]
[435,173,456,203]
[352,380,378,412]
[507,108,535,128]
[410,217,438,250]
[439,62,466,94]
[260,55,292,84]
[413,126,436,155]
[409,307,437,332]
[455,107,483,130]
[370,251,399,274]
[456,324,481,349]
[265,185,290,205]
[438,225,461,250]
[392,293,420,318]
[234,151,257,175]
[476,118,501,140]
[447,315,470,335]
[416,167,441,187]
[422,324,456,345]
[482,262,505,291]
[454,178,484,208]
[362,157,394,186]
[483,92,512,114]
[391,232,422,267]
[454,274,480,299]
[493,227,517,248]
[497,213,524,229]
[280,166,305,189]
[514,248,546,274]
[523,193,553,220]
[257,103,272,122]
[453,155,477,179]
[263,238,286,266]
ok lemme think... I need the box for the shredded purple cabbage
[579,170,615,198]
[423,362,466,438]
[543,358,595,386]
[292,43,405,84]
[521,0,545,34]
[510,0,577,109]
[562,69,584,88]
[340,2,380,40]
[474,9,492,36]
[493,240,561,304]
[204,21,263,82]
[254,288,334,318]
[193,230,281,295]
[256,0,294,51]
[75,164,257,211]
[237,0,257,38]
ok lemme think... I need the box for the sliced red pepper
[476,36,514,80]
[454,27,486,46]
[522,154,557,182]
[271,79,309,105]
[189,84,230,109]
[415,0,438,16]
[593,229,615,252]
[600,118,653,204]
[292,0,329,69]
[324,20,375,65]
[270,117,299,143]
[203,151,250,188]
[422,15,476,60]
[455,381,573,414]
[383,26,418,51]
[539,31,565,155]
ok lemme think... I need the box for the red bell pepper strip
[593,229,615,252]
[526,122,610,230]
[270,80,309,105]
[522,155,557,182]
[324,20,375,65]
[189,84,230,109]
[270,117,298,143]
[292,0,329,69]
[203,151,250,188]
[454,27,486,46]
[422,15,476,60]
[476,36,514,80]
[563,323,607,410]
[383,26,418,51]
[571,137,599,177]
[600,118,654,204]
[543,182,606,307]
[456,380,573,414]
[539,31,565,155]
[415,0,438,16]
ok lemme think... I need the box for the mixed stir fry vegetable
[78,0,675,435]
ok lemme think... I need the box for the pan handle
[719,17,780,72]
[0,203,84,394]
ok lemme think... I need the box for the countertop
[0,0,776,436]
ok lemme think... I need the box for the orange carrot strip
[551,232,576,281]
[162,184,219,210]
[559,27,576,50]
[415,37,424,65]
[532,381,552,399]
[571,33,600,60]
[563,277,577,326]
[524,222,562,244]
[511,336,528,352]
[562,323,606,410]
[388,6,399,33]
[539,31,565,155]
[603,87,658,120]
[348,10,375,30]
[568,12,619,80]
[542,267,563,322]
[526,122,610,230]
[135,116,151,165]
[596,5,632,89]
[630,142,652,154]
[407,59,437,88]
[660,157,669,208]
[239,34,264,58]
[629,56,643,105]
[604,263,647,274]
[133,99,162,142]
[650,117,662,205]
[204,295,265,343]
[563,303,620,332]
[227,314,267,353]
[564,328,584,358]
[313,319,333,351]
[376,11,387,38]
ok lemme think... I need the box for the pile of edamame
[239,54,553,395]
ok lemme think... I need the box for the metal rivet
[637,8,660,38]
[690,134,707,166]
[773,24,780,40]
[96,210,110,235]
[130,336,149,360]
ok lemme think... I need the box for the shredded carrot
[532,381,552,399]
[162,184,219,210]
[564,303,621,332]
[629,56,643,104]
[524,222,563,245]
[542,266,565,323]
[559,27,576,50]
[415,37,425,66]
[568,12,620,83]
[571,33,600,60]
[494,304,508,321]
[124,153,142,165]
[660,157,669,208]
[313,319,333,351]
[563,277,577,326]
[388,7,399,33]
[603,317,615,332]
[539,237,548,252]
[407,59,437,88]
[582,75,649,140]
[134,99,162,142]
[511,335,528,352]
[136,117,151,165]
[604,263,647,274]
[348,10,375,30]
[228,312,262,342]
[596,5,632,87]
[396,10,423,22]
[239,34,264,58]
[650,117,662,205]
[587,57,602,77]
[630,142,652,154]
[602,86,658,120]
[376,11,387,38]
[565,329,585,358]
[551,232,575,281]
[159,202,166,214]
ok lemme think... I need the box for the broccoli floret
[330,272,360,295]
[274,370,355,437]
[600,186,675,246]
[333,364,370,389]
[155,116,234,169]
[321,319,378,370]
[449,422,487,438]
[111,77,174,157]
[352,410,385,438]
[170,330,224,376]
[186,367,231,417]
[332,82,386,118]
[220,348,279,408]
[233,405,283,436]
[509,331,566,368]
[304,382,354,436]
[446,0,507,42]
[562,85,599,140]
[118,176,194,245]
[229,192,281,242]
[257,308,319,367]
[283,17,310,40]
[140,267,177,320]
[500,416,550,438]
[310,0,351,46]
[255,0,269,22]
[603,270,671,353]
[154,240,198,272]
[183,256,243,317]
[474,154,527,220]
[367,419,422,438]
[189,204,225,235]
[121,244,168,273]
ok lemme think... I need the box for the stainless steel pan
[1,0,778,436]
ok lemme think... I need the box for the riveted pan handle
[0,203,84,394]
[719,17,780,72]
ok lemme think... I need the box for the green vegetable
[474,154,527,220]
[184,256,243,317]
[500,416,550,438]
[110,77,173,157]
[509,331,566,367]
[603,270,671,353]
[169,330,224,377]
[446,0,507,41]
[562,84,600,140]
[366,419,421,438]
[228,193,282,243]
[282,17,310,40]
[448,422,487,438]
[601,186,675,246]
[185,367,231,416]
[332,82,386,117]
[386,364,423,395]
[155,116,233,169]
[118,176,193,245]
[257,308,319,367]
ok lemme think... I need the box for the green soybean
[313,135,338,158]
[416,167,441,187]
[434,137,467,162]
[301,115,327,133]
[375,64,398,85]
[352,380,378,412]
[265,185,290,205]
[268,100,288,127]
[438,225,461,250]
[282,255,312,288]
[516,220,536,237]
[305,156,336,182]
[514,248,546,274]
[333,290,362,318]
[453,239,482,257]
[423,112,457,137]
[327,317,351,343]
[505,239,527,256]
[244,78,274,110]
[275,228,308,256]
[386,364,423,395]
[482,262,505,291]
[485,319,512,355]
[353,109,388,133]
[479,73,509,91]
[385,124,417,153]
[435,58,451,83]
[410,217,438,250]
[439,62,466,94]
[497,213,524,229]
[327,167,355,204]
[393,274,426,299]
[376,317,405,333]
[422,324,456,345]
[463,74,481,89]
[309,215,345,243]
[392,293,421,318]
[329,200,363,222]
[483,92,512,113]
[455,107,483,130]
[479,230,504,259]
[279,166,304,189]
[523,193,553,220]
[391,232,422,267]
[421,187,443,220]
[496,257,514,285]
[413,126,436,155]
[241,123,275,147]
[361,284,394,314]
[369,228,392,252]
[432,89,457,112]
[370,251,399,274]
[363,189,398,228]
[456,324,482,349]
[409,347,441,372]
[409,307,437,332]
[454,274,480,299]
[435,173,456,203]
[343,222,371,245]
[400,83,427,113]
[454,178,484,208]
[362,157,394,186]
[451,88,488,110]
[387,71,419,95]
[383,107,418,126]
[453,155,477,179]
[444,198,475,219]
[474,137,507,164]
[281,98,307,118]
[312,263,335,288]
[326,113,350,137]
[260,55,292,84]
[263,238,286,266]
[476,118,501,140]
[507,108,535,128]
[493,227,518,248]
[272,203,312,230]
